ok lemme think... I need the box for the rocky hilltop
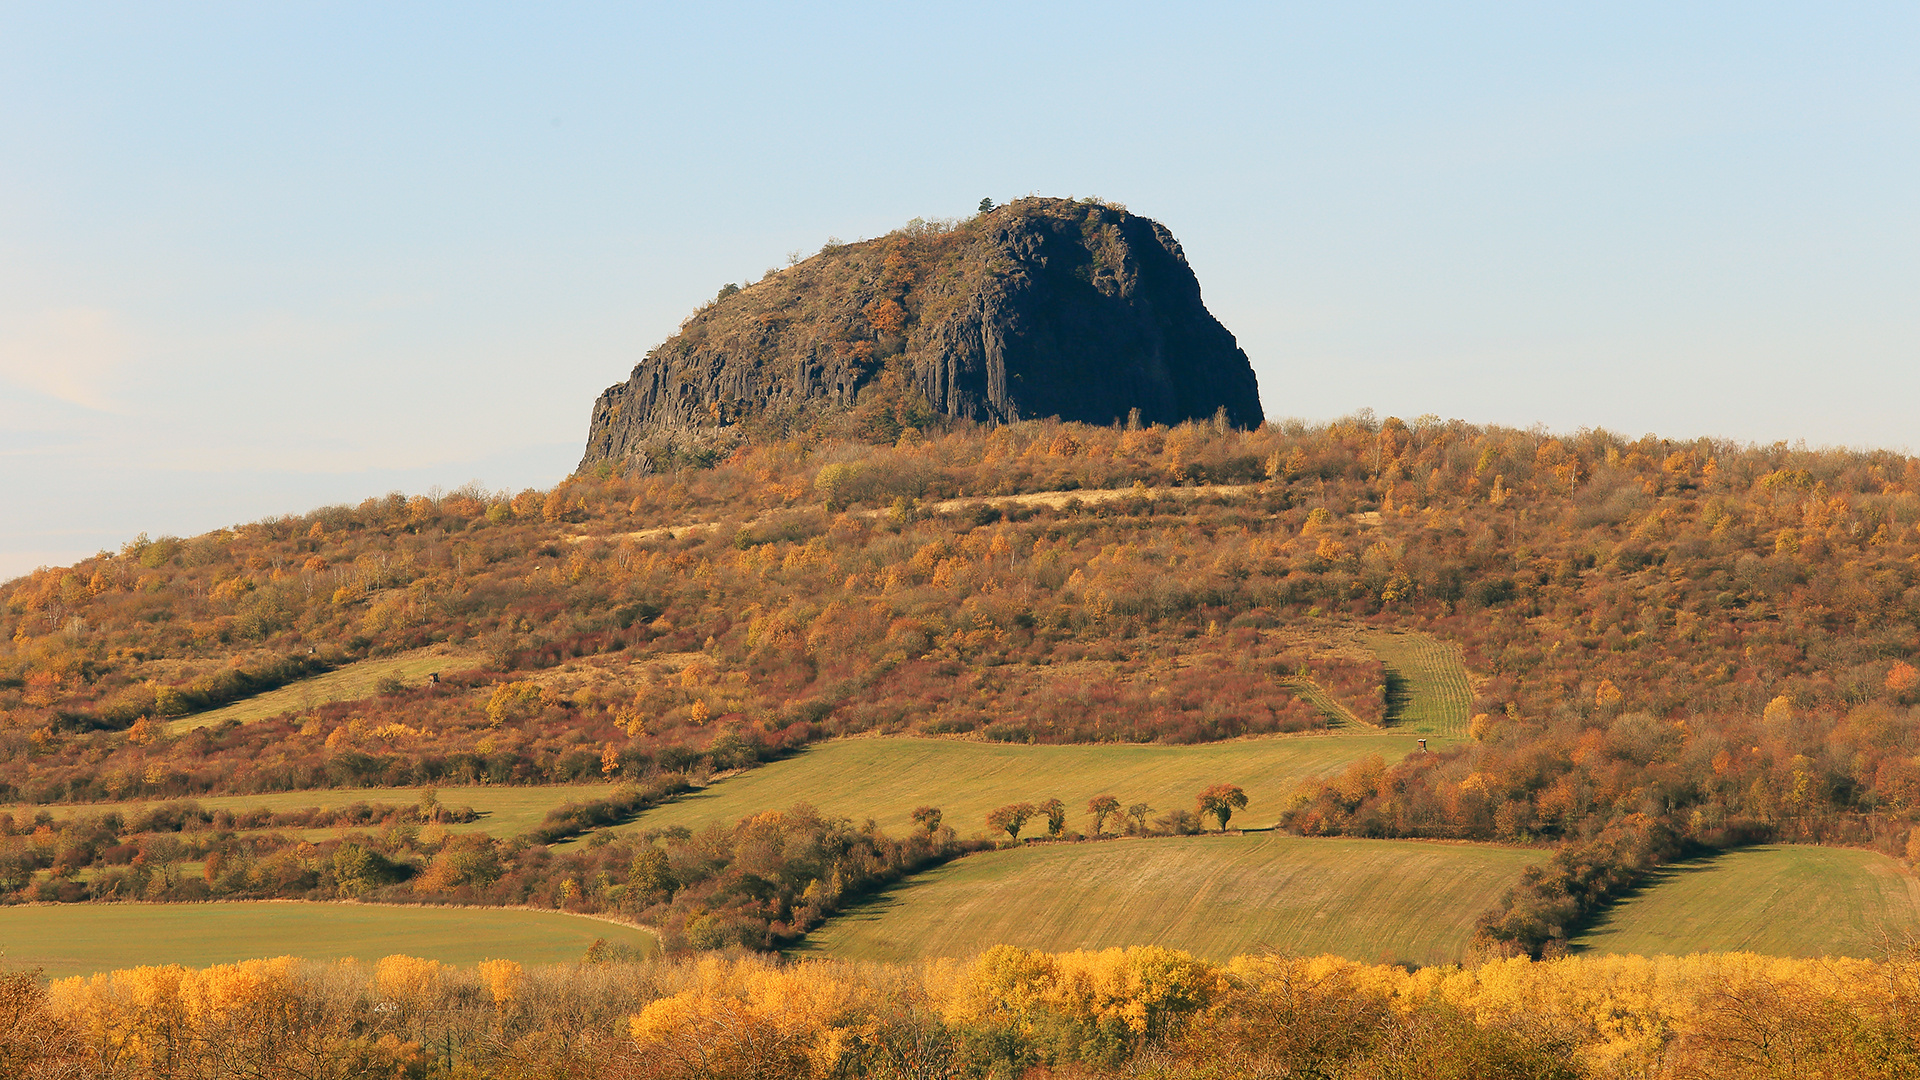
[581,197,1263,469]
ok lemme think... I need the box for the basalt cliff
[581,197,1263,469]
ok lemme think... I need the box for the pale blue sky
[4,3,1916,580]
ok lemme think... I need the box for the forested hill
[580,198,1264,471]
[4,415,1920,863]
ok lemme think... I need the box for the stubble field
[797,832,1536,965]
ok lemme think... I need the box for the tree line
[983,785,1250,843]
[10,945,1920,1078]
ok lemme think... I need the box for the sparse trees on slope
[911,806,942,835]
[987,803,1035,844]
[1039,798,1067,838]
[1088,795,1121,837]
[1126,803,1154,836]
[1198,784,1248,832]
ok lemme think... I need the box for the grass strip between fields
[620,732,1444,839]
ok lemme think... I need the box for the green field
[621,733,1439,839]
[12,783,614,839]
[1574,845,1920,958]
[0,902,656,978]
[799,833,1534,965]
[170,645,483,732]
[1362,630,1474,737]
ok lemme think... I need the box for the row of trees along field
[984,785,1250,842]
[4,786,1247,952]
[3,415,1920,938]
[2,796,986,953]
[12,946,1920,1079]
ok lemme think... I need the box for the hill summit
[581,197,1263,469]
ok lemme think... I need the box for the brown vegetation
[6,413,1920,948]
[8,947,1920,1078]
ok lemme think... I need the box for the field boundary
[5,896,658,936]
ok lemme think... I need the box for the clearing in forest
[0,902,656,978]
[168,644,484,732]
[1573,844,1920,958]
[797,833,1533,965]
[1360,630,1475,737]
[619,733,1439,839]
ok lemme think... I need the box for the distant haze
[4,4,1916,581]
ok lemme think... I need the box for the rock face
[581,198,1263,469]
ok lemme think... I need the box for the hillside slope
[7,415,1920,956]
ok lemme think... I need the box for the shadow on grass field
[167,645,485,733]
[1573,844,1920,958]
[1360,630,1475,738]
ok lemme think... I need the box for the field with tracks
[621,732,1440,838]
[0,902,656,978]
[1574,845,1920,958]
[798,833,1534,965]
[1358,630,1475,737]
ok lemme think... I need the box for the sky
[3,3,1917,581]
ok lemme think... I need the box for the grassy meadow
[0,902,656,978]
[798,832,1534,965]
[1361,630,1475,738]
[168,644,484,732]
[1574,844,1920,958]
[619,732,1439,839]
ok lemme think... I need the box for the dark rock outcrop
[581,198,1262,470]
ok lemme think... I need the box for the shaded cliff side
[581,197,1263,470]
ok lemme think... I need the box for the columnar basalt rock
[581,197,1263,470]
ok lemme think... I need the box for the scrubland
[10,947,1920,1078]
[2,412,1919,967]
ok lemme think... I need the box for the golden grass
[168,644,484,732]
[0,902,654,978]
[1574,844,1920,958]
[620,732,1446,839]
[1362,629,1475,737]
